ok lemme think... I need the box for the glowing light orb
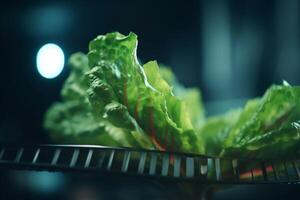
[36,43,64,79]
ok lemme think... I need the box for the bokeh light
[36,43,64,79]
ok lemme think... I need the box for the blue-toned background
[1,0,300,199]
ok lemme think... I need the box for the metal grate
[0,144,299,184]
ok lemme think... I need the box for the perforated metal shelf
[0,144,299,184]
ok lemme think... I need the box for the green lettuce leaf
[221,83,300,158]
[44,31,300,159]
[197,109,241,156]
[86,32,204,153]
[44,53,142,147]
[222,121,300,158]
[159,67,205,128]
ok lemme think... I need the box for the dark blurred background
[1,0,300,199]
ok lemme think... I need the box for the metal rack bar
[215,158,221,181]
[98,151,106,168]
[293,161,300,179]
[0,144,299,184]
[0,148,4,160]
[138,152,147,174]
[121,151,131,173]
[51,149,61,165]
[84,149,93,168]
[161,154,169,176]
[106,150,115,170]
[173,155,181,178]
[15,148,23,163]
[232,159,239,180]
[32,148,40,164]
[261,162,268,181]
[149,153,157,175]
[273,162,279,181]
[186,157,194,178]
[70,149,80,167]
